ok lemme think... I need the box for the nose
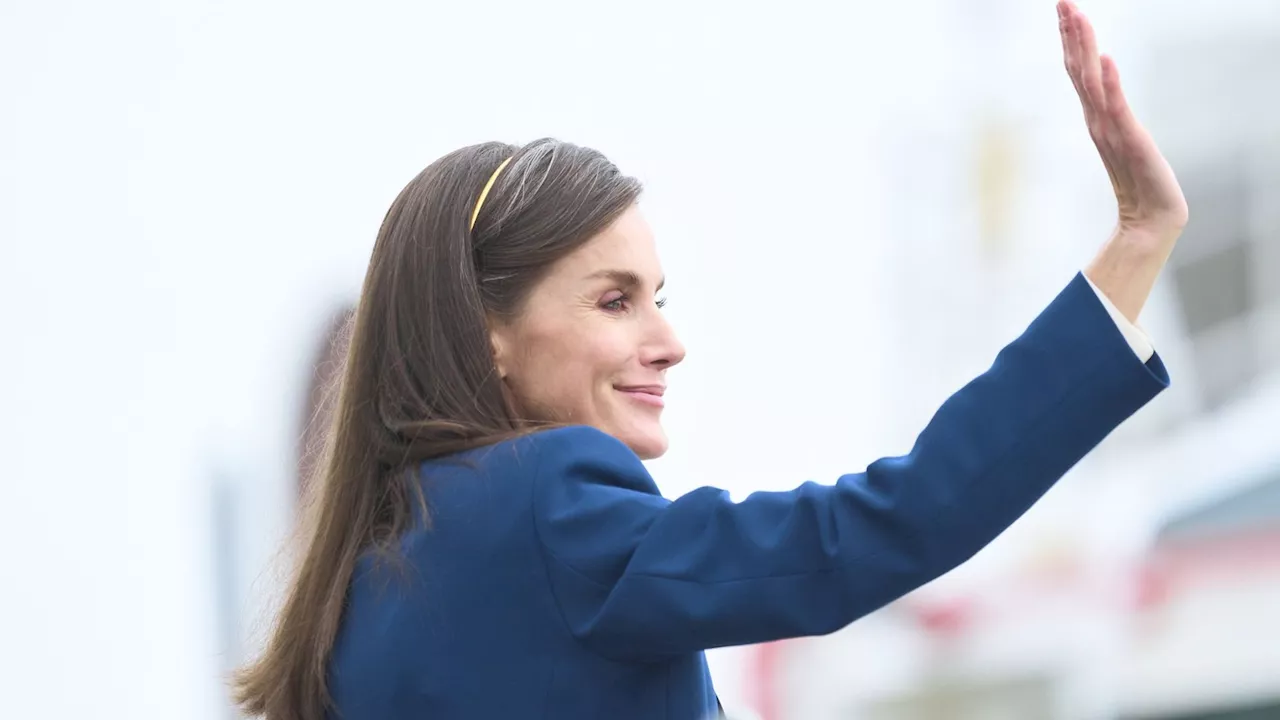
[642,310,686,369]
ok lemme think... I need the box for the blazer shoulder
[518,425,658,496]
[429,425,644,483]
[520,424,635,457]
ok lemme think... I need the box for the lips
[616,385,666,408]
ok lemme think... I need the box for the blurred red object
[909,596,977,638]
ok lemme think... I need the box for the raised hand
[1059,0,1188,243]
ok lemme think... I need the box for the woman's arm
[526,1,1185,663]
[531,276,1168,661]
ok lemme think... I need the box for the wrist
[1114,221,1183,256]
[1083,226,1179,324]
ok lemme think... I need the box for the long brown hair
[233,139,642,719]
[296,304,355,500]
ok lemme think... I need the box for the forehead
[554,206,662,284]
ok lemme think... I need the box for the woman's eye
[602,293,666,313]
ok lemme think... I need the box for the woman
[234,3,1187,718]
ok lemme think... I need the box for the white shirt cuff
[1083,273,1155,363]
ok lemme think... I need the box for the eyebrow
[585,269,665,292]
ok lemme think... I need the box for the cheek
[508,326,635,415]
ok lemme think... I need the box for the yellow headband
[469,157,513,231]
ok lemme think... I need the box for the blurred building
[1124,472,1280,719]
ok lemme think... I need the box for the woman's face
[490,206,685,460]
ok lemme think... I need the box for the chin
[614,423,668,460]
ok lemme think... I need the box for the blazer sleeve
[530,273,1170,662]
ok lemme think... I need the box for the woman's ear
[488,322,510,379]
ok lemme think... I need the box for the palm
[1058,0,1188,238]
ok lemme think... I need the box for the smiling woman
[232,4,1188,719]
[489,206,683,459]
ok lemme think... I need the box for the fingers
[1100,55,1130,119]
[1072,6,1107,112]
[1058,2,1108,119]
[1058,3,1090,113]
[1058,4,1082,90]
[1100,53,1145,148]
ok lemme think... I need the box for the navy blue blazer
[328,274,1169,720]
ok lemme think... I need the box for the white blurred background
[2,0,1278,718]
